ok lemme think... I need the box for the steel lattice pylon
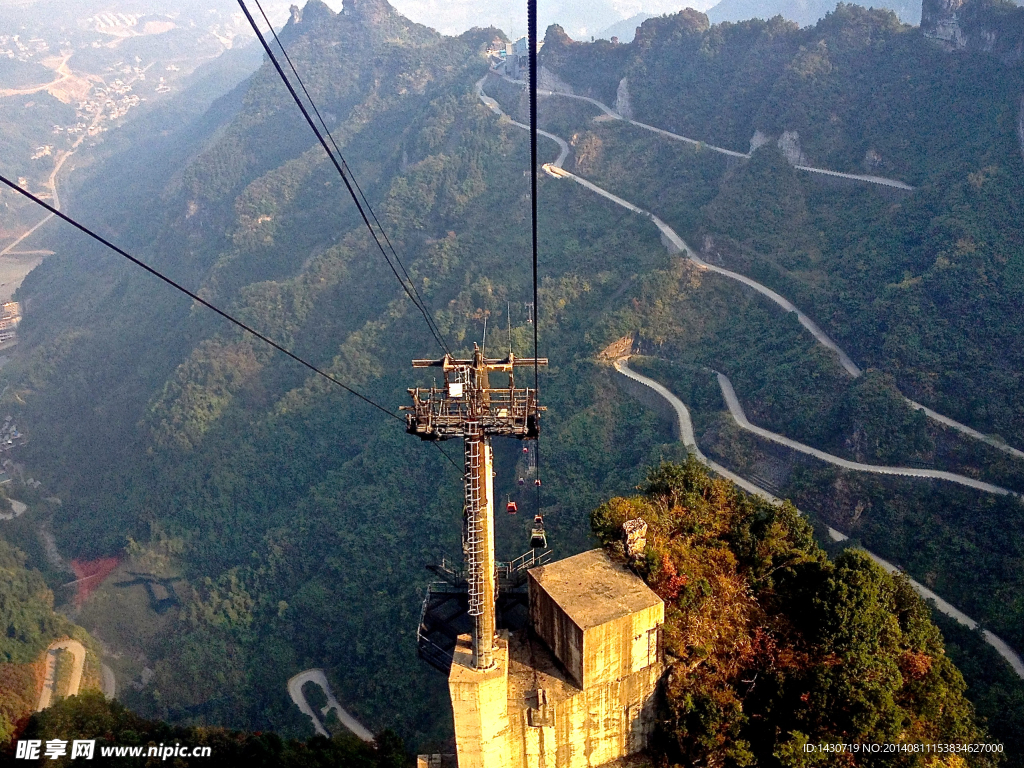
[404,345,546,669]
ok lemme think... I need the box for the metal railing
[406,387,539,439]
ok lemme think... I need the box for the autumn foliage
[591,459,995,767]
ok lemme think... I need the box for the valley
[485,71,1024,684]
[1,0,1024,761]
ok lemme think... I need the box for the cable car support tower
[404,347,546,670]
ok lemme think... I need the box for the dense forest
[0,0,677,746]
[0,539,103,744]
[593,459,993,766]
[4,691,407,768]
[540,2,1024,448]
[526,2,1024,756]
[1,0,1023,759]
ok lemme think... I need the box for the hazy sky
[0,0,712,41]
[268,0,711,38]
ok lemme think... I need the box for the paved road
[614,357,1024,679]
[903,399,1024,461]
[490,87,1024,461]
[716,371,1016,496]
[287,668,373,742]
[1,59,122,258]
[499,72,913,190]
[36,639,86,710]
[476,76,569,168]
[482,70,1024,679]
[542,159,865,376]
[561,158,1024,459]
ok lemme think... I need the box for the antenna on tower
[507,302,513,357]
[482,313,488,355]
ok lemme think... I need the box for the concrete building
[0,302,21,345]
[502,37,543,80]
[445,548,664,768]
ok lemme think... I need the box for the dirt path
[36,638,86,710]
[286,668,373,742]
[615,357,1024,679]
[0,53,73,98]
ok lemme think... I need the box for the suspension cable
[248,2,450,358]
[0,173,464,473]
[528,0,542,511]
[237,0,452,356]
[0,173,398,418]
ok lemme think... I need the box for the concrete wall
[580,603,662,689]
[454,553,664,768]
[450,636,511,768]
[527,567,664,690]
[506,663,661,768]
[528,578,584,686]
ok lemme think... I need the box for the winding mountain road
[36,639,86,711]
[476,76,569,167]
[501,72,914,190]
[481,76,1024,463]
[716,371,1016,496]
[287,668,373,742]
[615,357,1024,679]
[475,76,1024,677]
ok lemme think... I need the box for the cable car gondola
[530,515,547,549]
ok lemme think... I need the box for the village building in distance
[0,301,22,347]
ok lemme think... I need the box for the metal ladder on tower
[464,422,485,618]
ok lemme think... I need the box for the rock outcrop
[615,77,634,119]
[921,0,967,46]
[1018,95,1024,161]
[345,0,395,25]
[747,130,807,165]
[539,66,575,95]
[922,0,1024,63]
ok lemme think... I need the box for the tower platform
[444,549,664,768]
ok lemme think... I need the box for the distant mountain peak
[344,0,396,25]
[288,0,396,28]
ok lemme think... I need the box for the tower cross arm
[411,353,548,371]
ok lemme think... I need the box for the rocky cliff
[921,0,1024,160]
[922,0,1024,62]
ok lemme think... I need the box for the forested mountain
[1,0,1023,759]
[0,0,676,746]
[0,539,103,743]
[594,460,991,764]
[535,1,1024,753]
[705,0,922,27]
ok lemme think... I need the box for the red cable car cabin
[507,500,518,514]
